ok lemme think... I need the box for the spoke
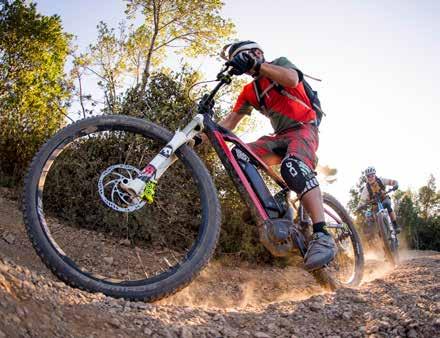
[117,190,131,205]
[104,178,120,187]
[137,146,151,168]
[160,238,180,267]
[134,246,149,278]
[110,172,126,179]
[123,137,135,165]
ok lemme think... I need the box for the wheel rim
[323,203,358,285]
[34,123,208,286]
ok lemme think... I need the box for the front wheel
[377,213,399,266]
[23,115,221,301]
[321,192,364,287]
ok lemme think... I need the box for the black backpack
[301,78,324,125]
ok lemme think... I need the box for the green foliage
[347,175,365,215]
[394,175,440,251]
[0,0,71,180]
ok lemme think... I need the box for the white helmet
[364,166,376,176]
[220,40,263,61]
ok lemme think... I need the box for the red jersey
[232,57,316,133]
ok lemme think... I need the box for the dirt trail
[0,189,439,337]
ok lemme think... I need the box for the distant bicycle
[359,188,399,265]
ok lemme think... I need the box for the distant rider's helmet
[364,166,376,177]
[220,40,264,61]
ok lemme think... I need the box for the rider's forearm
[258,63,299,88]
[218,112,244,131]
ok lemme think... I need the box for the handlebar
[385,187,398,194]
[357,186,397,212]
[196,64,236,115]
[366,187,397,205]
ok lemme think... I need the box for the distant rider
[357,166,400,233]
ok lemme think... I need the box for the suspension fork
[120,114,204,202]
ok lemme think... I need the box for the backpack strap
[366,182,373,200]
[252,79,270,113]
[376,177,385,191]
[273,82,313,110]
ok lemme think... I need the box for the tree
[76,0,235,114]
[393,175,440,251]
[124,0,235,93]
[417,174,440,220]
[347,174,366,214]
[0,0,71,179]
[395,191,420,248]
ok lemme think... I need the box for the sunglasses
[366,174,375,178]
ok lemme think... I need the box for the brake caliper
[140,180,157,204]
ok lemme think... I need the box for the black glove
[227,52,257,75]
[393,184,399,191]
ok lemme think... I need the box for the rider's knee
[280,155,319,197]
[382,198,393,213]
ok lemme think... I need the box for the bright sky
[36,0,440,205]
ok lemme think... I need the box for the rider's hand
[393,184,399,191]
[228,52,257,75]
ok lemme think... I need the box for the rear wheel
[23,115,221,301]
[321,192,364,287]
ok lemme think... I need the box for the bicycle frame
[204,116,287,221]
[370,192,397,241]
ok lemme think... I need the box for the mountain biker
[211,40,337,271]
[357,166,401,233]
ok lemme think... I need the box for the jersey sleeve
[381,178,397,186]
[272,57,304,82]
[232,88,253,115]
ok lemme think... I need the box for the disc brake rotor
[98,164,146,212]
